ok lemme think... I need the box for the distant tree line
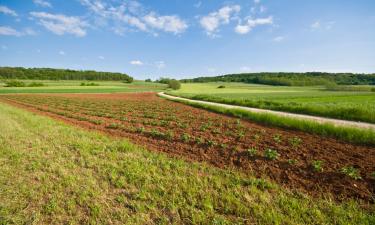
[0,67,133,82]
[180,72,375,86]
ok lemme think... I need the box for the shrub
[145,78,152,82]
[311,160,323,172]
[273,134,282,143]
[264,149,279,160]
[168,79,181,90]
[5,80,26,87]
[287,159,298,165]
[341,166,362,180]
[247,148,257,157]
[217,85,226,88]
[289,137,302,147]
[80,82,99,86]
[181,133,190,143]
[28,82,44,87]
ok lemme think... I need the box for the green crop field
[0,80,167,94]
[170,82,375,123]
[1,102,374,224]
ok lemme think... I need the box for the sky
[0,0,374,80]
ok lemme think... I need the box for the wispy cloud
[0,26,36,36]
[59,50,65,55]
[235,17,273,34]
[0,26,21,36]
[311,21,320,29]
[200,5,241,37]
[240,66,252,72]
[194,1,202,8]
[273,36,285,42]
[155,61,166,69]
[30,12,88,37]
[79,0,188,35]
[33,0,52,8]
[98,56,105,60]
[130,60,143,66]
[143,13,187,34]
[0,5,17,17]
[311,20,336,30]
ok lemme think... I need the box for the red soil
[1,92,374,202]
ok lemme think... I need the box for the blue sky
[0,0,374,80]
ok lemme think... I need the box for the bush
[5,80,26,87]
[80,82,99,86]
[168,79,181,90]
[28,82,44,87]
[218,85,226,88]
[145,79,152,82]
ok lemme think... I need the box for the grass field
[0,80,167,94]
[1,102,374,224]
[169,83,375,123]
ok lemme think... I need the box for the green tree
[168,79,181,90]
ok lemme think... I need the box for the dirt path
[158,92,375,131]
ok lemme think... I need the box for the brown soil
[1,93,374,202]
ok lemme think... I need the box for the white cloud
[30,12,88,37]
[0,26,22,36]
[33,0,52,8]
[325,21,336,30]
[59,50,65,55]
[194,1,202,8]
[98,56,105,60]
[130,60,143,66]
[311,21,320,29]
[260,6,267,13]
[155,61,166,69]
[235,16,273,34]
[23,27,37,36]
[1,45,8,50]
[80,0,188,35]
[240,66,252,72]
[273,36,285,42]
[200,5,241,36]
[0,26,37,36]
[254,0,261,4]
[143,13,187,34]
[0,5,17,17]
[311,20,335,30]
[207,67,216,72]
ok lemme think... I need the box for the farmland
[1,92,374,202]
[2,101,375,224]
[0,80,167,94]
[170,83,375,123]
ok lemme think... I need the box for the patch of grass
[311,160,324,172]
[289,137,302,148]
[341,166,362,180]
[160,95,375,146]
[287,159,298,165]
[0,102,374,224]
[264,149,279,160]
[169,82,375,123]
[247,148,257,157]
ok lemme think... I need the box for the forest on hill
[181,72,375,86]
[0,67,133,82]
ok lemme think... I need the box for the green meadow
[1,102,374,224]
[0,80,167,94]
[170,82,375,123]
